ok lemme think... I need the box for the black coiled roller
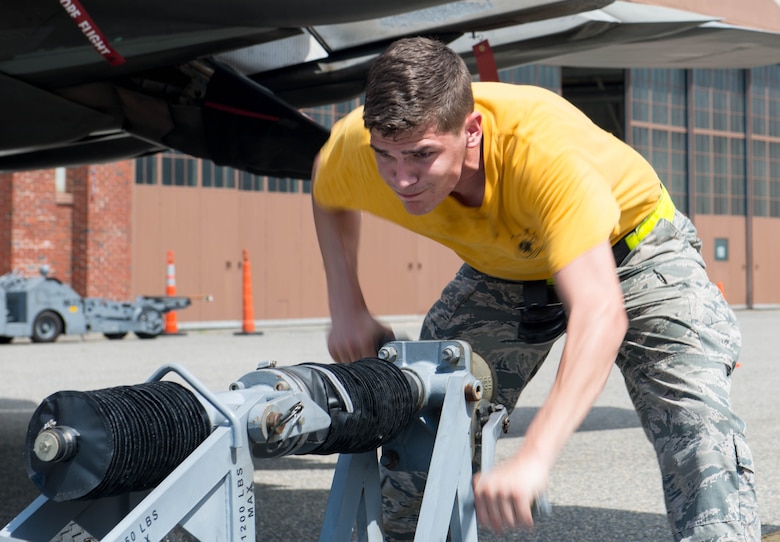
[25,381,211,501]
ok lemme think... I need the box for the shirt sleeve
[313,108,379,211]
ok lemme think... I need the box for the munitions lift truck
[0,268,190,344]
[0,339,551,541]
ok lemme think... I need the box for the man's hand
[328,311,395,363]
[473,454,549,534]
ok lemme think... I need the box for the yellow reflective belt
[623,185,676,251]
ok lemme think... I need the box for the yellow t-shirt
[314,82,661,280]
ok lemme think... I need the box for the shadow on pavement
[4,401,774,542]
[0,405,40,528]
[253,483,674,541]
[253,455,337,471]
[507,405,641,437]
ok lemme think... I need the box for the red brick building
[0,163,132,300]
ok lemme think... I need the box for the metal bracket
[318,342,504,541]
[1,398,259,542]
[1,341,510,542]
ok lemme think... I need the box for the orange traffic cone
[235,249,263,336]
[164,250,185,335]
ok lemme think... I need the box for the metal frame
[1,341,506,542]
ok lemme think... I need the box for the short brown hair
[363,37,474,138]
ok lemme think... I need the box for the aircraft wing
[2,0,780,178]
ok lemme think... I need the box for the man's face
[369,121,471,215]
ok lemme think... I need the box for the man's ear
[464,111,483,149]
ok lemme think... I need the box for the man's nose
[393,162,418,189]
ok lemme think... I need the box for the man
[311,36,760,541]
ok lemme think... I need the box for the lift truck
[1,339,551,541]
[0,268,191,344]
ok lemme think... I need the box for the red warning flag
[472,39,499,82]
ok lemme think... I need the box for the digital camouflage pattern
[380,212,760,541]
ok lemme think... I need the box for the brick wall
[91,161,132,299]
[1,163,132,300]
[0,170,73,282]
[71,163,133,299]
[0,174,12,272]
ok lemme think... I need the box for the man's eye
[415,152,432,159]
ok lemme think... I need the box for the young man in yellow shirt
[312,36,760,541]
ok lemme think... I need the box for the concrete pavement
[0,310,777,541]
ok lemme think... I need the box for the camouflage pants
[380,212,760,541]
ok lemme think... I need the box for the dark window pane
[161,156,173,186]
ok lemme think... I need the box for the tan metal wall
[694,216,747,306]
[131,185,462,322]
[750,217,780,306]
[133,185,780,320]
[686,215,780,307]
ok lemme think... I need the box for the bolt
[266,412,285,435]
[256,360,278,370]
[275,381,290,391]
[38,438,52,455]
[33,426,77,463]
[378,345,398,362]
[465,380,483,401]
[502,416,511,434]
[441,345,461,363]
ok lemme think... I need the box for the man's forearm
[522,241,628,469]
[519,301,626,471]
[312,200,367,315]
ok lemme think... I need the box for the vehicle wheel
[0,336,12,344]
[32,310,63,343]
[103,332,128,340]
[135,308,163,339]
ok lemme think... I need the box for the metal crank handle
[480,409,552,521]
[531,493,552,520]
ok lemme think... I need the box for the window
[161,152,197,187]
[202,162,236,189]
[692,133,746,216]
[750,66,780,217]
[751,139,780,218]
[500,65,561,91]
[239,171,264,192]
[629,68,689,212]
[693,69,745,133]
[689,69,746,216]
[135,156,157,185]
[54,167,73,205]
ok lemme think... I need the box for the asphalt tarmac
[0,310,778,541]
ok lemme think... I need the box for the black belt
[611,237,633,267]
[611,184,676,266]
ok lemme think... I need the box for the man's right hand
[327,311,395,363]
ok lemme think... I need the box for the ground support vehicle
[0,340,544,541]
[0,269,190,343]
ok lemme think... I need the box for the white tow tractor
[0,267,190,344]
